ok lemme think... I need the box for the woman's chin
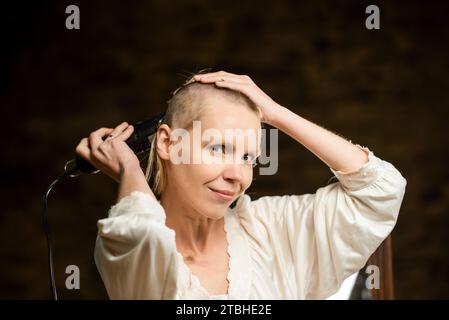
[200,205,228,220]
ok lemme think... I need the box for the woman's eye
[243,154,257,167]
[210,144,226,154]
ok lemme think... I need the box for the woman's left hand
[193,71,282,125]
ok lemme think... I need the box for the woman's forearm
[117,164,156,203]
[268,105,369,173]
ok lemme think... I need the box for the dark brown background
[1,0,448,299]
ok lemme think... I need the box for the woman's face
[162,95,261,220]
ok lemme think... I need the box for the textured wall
[1,0,448,299]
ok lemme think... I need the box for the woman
[76,70,407,299]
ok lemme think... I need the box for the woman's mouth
[208,187,235,201]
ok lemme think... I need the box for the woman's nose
[222,163,244,182]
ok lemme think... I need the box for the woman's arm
[76,121,173,299]
[95,191,179,299]
[242,151,407,299]
[267,105,369,173]
[194,71,367,173]
[117,163,156,203]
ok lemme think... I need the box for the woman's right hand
[75,122,141,183]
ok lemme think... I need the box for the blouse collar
[175,195,252,299]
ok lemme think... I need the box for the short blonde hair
[145,69,262,199]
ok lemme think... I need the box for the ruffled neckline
[175,196,252,299]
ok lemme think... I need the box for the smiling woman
[145,72,263,201]
[84,70,407,299]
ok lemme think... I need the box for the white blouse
[94,145,407,300]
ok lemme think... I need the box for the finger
[89,127,114,150]
[114,125,134,142]
[193,71,230,79]
[214,79,250,94]
[194,71,228,78]
[75,137,91,160]
[108,121,130,139]
[194,74,246,84]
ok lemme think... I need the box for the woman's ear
[156,124,172,160]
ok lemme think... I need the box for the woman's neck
[161,194,224,256]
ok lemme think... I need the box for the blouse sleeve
[247,145,407,299]
[94,191,179,299]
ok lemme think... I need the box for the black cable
[42,166,77,300]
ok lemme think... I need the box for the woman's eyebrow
[202,136,260,154]
[228,141,260,157]
[201,135,224,145]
